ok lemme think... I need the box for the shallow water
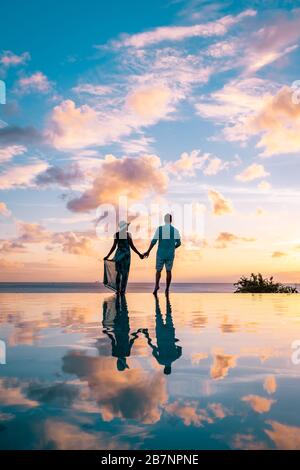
[0,293,300,450]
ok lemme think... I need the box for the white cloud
[243,10,300,73]
[126,85,176,123]
[166,151,229,178]
[113,10,256,48]
[72,83,112,96]
[203,157,227,175]
[0,160,49,190]
[196,77,274,141]
[47,99,133,150]
[120,136,154,154]
[47,81,185,151]
[165,150,209,177]
[258,180,271,191]
[47,46,213,151]
[0,145,26,162]
[205,40,237,58]
[236,163,269,182]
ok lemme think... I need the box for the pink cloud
[236,163,269,182]
[47,100,133,150]
[51,232,96,256]
[0,160,49,190]
[208,190,233,216]
[215,232,255,248]
[67,154,168,212]
[126,85,175,123]
[0,145,27,162]
[249,86,300,156]
[17,222,51,243]
[0,50,30,67]
[0,240,25,254]
[166,150,209,177]
[17,72,52,94]
[0,202,11,217]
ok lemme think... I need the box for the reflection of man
[102,295,139,371]
[144,214,181,295]
[143,296,182,375]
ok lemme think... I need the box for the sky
[1,0,300,282]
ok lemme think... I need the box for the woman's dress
[114,231,131,287]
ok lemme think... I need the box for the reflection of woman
[102,295,139,371]
[104,221,143,295]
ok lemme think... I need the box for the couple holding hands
[104,214,181,296]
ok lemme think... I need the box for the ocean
[0,282,299,293]
[0,282,236,293]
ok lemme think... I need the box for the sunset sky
[1,0,300,282]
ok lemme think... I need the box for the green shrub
[234,273,298,293]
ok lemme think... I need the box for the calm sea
[0,282,299,293]
[0,282,236,293]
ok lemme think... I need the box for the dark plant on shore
[234,273,298,293]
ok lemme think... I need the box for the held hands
[138,250,150,260]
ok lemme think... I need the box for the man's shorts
[156,255,174,272]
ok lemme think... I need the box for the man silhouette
[144,214,181,295]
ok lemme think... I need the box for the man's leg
[154,256,163,295]
[166,270,172,294]
[153,270,161,295]
[165,258,174,295]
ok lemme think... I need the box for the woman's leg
[120,258,130,294]
[121,273,128,294]
[115,262,121,293]
[116,272,121,293]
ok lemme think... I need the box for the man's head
[164,365,172,375]
[164,213,172,224]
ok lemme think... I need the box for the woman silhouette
[104,221,143,295]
